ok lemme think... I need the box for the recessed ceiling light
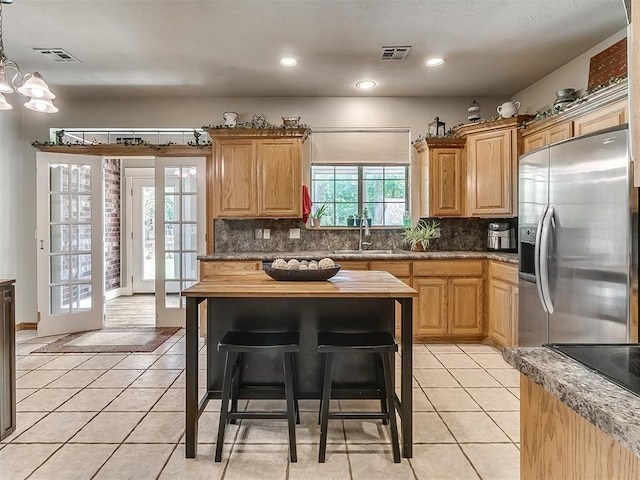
[280,57,297,67]
[356,80,376,90]
[426,57,445,67]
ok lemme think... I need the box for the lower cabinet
[412,260,484,340]
[487,261,519,347]
[0,281,16,441]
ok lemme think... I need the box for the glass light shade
[0,71,13,93]
[24,97,58,113]
[17,73,55,99]
[0,93,12,110]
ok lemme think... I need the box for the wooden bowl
[263,263,340,281]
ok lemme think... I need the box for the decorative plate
[262,263,341,281]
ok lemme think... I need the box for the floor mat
[31,327,182,353]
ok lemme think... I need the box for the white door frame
[155,157,206,327]
[36,152,105,336]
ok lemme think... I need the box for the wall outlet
[263,229,270,239]
[289,228,301,239]
[254,228,263,239]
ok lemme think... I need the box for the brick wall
[588,37,627,90]
[104,159,121,291]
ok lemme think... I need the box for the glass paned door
[37,152,104,336]
[155,157,206,327]
[132,178,156,293]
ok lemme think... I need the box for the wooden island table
[181,269,417,459]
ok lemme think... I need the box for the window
[311,165,408,227]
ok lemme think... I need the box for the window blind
[310,129,411,165]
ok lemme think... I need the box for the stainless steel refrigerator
[518,125,638,346]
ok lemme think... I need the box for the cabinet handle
[40,240,44,250]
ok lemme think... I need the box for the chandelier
[0,0,58,113]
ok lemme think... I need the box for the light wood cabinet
[465,128,514,217]
[522,122,573,154]
[412,260,484,339]
[208,129,307,219]
[573,99,628,136]
[415,138,467,217]
[487,260,518,347]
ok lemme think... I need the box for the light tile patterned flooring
[2,331,521,479]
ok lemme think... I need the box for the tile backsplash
[213,217,515,252]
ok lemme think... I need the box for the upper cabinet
[415,138,466,217]
[455,116,531,218]
[521,80,628,155]
[207,128,307,219]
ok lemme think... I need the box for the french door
[131,177,156,293]
[155,157,206,327]
[36,152,104,336]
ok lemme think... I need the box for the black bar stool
[317,331,400,463]
[215,331,300,463]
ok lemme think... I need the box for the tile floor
[2,330,521,479]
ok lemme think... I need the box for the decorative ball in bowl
[263,258,340,281]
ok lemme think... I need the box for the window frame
[310,164,409,228]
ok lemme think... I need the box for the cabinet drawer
[338,260,370,271]
[413,259,483,277]
[369,261,411,277]
[200,260,261,279]
[488,260,518,284]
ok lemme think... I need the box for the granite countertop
[199,250,518,264]
[503,347,640,457]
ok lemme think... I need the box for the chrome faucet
[358,216,372,251]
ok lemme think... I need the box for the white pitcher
[496,102,520,118]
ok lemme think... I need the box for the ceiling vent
[379,46,411,61]
[34,48,81,63]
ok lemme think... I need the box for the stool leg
[318,353,334,463]
[382,352,401,463]
[215,352,235,462]
[291,356,300,424]
[283,352,298,463]
[376,354,389,425]
[230,353,242,425]
[318,354,326,425]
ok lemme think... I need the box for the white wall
[513,28,628,113]
[0,106,22,318]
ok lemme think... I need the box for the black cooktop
[545,344,640,397]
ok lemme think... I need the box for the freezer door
[518,146,550,346]
[548,127,630,343]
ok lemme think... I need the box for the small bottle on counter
[403,209,411,227]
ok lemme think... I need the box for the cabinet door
[214,139,257,217]
[573,100,628,136]
[547,122,573,145]
[522,131,546,154]
[510,285,519,346]
[0,285,15,441]
[257,139,302,217]
[413,278,448,336]
[430,147,465,217]
[488,278,512,346]
[466,129,513,216]
[338,260,369,271]
[449,278,483,335]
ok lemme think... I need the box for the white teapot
[496,101,520,118]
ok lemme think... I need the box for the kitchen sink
[331,249,397,255]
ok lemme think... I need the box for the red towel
[302,185,312,222]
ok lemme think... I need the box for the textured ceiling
[0,0,628,98]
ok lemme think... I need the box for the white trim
[105,287,123,301]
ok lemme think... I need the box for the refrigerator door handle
[539,204,555,314]
[534,205,549,313]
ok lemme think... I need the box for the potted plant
[346,215,355,227]
[401,219,440,251]
[311,203,328,227]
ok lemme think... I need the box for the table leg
[400,297,413,458]
[185,296,201,458]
